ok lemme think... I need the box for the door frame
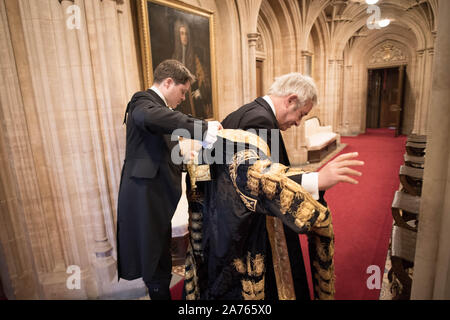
[366,64,407,135]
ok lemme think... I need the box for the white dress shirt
[150,85,170,109]
[263,95,319,200]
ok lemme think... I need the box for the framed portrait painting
[137,0,217,120]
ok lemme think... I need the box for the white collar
[263,95,276,117]
[150,85,170,108]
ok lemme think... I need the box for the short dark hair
[153,59,195,85]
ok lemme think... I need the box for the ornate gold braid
[184,188,204,300]
[185,129,335,299]
[229,148,335,300]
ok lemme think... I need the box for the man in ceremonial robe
[183,73,363,300]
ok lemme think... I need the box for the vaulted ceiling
[256,0,437,59]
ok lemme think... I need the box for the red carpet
[171,128,407,300]
[301,128,407,300]
[171,279,184,300]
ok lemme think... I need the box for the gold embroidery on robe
[230,147,336,300]
[279,188,294,214]
[233,258,246,274]
[184,244,200,300]
[229,149,260,212]
[185,130,336,300]
[233,253,266,277]
[233,252,266,300]
[241,278,265,300]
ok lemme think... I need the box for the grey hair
[268,73,318,109]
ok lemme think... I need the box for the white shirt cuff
[301,172,319,200]
[202,121,220,149]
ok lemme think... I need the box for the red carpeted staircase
[171,128,407,300]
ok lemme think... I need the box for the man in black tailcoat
[117,59,220,300]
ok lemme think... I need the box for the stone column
[248,32,260,101]
[235,0,262,103]
[324,59,343,131]
[325,60,336,127]
[341,64,353,135]
[419,48,434,134]
[412,49,425,134]
[335,59,344,132]
[301,50,313,76]
[411,0,450,299]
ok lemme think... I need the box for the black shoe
[146,281,172,300]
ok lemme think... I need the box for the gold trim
[195,165,212,181]
[241,278,265,300]
[233,253,266,300]
[266,216,296,300]
[184,242,201,300]
[260,163,288,200]
[137,0,152,88]
[233,253,265,277]
[247,253,264,277]
[189,129,336,299]
[286,168,308,177]
[233,258,246,274]
[279,188,294,214]
[186,129,271,189]
[239,193,258,212]
[229,149,260,212]
[217,129,271,157]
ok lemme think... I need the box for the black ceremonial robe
[221,97,310,299]
[117,89,207,283]
[184,129,335,300]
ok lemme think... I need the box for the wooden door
[366,66,405,134]
[379,66,405,134]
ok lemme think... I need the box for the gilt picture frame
[137,0,217,120]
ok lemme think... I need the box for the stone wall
[411,0,450,299]
[0,0,441,299]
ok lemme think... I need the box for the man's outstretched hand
[318,152,364,191]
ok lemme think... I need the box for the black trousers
[145,234,173,300]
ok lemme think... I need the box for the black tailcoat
[117,89,206,282]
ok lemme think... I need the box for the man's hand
[318,152,364,191]
[207,121,223,131]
